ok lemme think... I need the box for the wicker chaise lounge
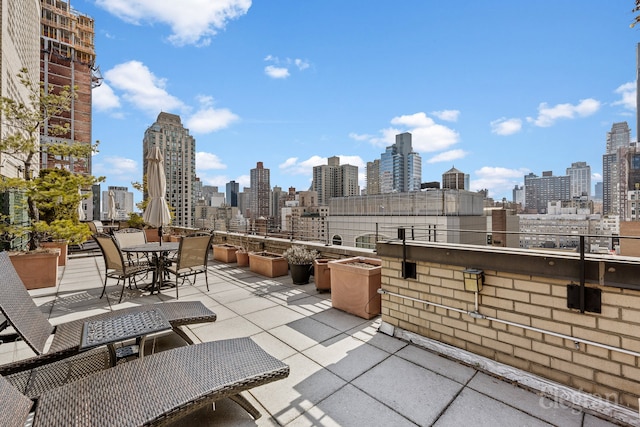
[1,337,290,426]
[0,251,216,397]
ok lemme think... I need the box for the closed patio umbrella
[143,146,171,245]
[77,188,86,221]
[108,189,116,224]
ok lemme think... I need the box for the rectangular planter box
[213,244,238,263]
[328,257,382,319]
[249,252,288,277]
[9,250,60,289]
[40,241,68,266]
[314,259,332,291]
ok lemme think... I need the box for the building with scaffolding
[40,0,100,175]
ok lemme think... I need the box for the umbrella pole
[159,226,163,246]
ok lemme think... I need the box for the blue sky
[82,0,639,204]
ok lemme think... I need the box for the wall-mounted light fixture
[463,268,484,292]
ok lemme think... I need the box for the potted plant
[0,68,103,287]
[282,245,319,285]
[328,257,382,319]
[249,251,288,278]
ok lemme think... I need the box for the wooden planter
[328,257,382,319]
[40,241,68,266]
[249,252,288,278]
[213,244,238,263]
[313,259,332,291]
[9,250,60,289]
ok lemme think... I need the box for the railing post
[580,235,585,314]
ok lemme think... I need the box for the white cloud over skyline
[95,0,252,46]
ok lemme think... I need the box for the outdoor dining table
[80,306,171,365]
[121,241,179,295]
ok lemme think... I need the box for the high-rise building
[250,162,270,219]
[442,167,465,190]
[379,132,422,193]
[566,161,591,198]
[524,171,571,214]
[366,159,380,195]
[312,156,359,205]
[226,180,239,207]
[142,112,196,227]
[0,0,40,179]
[40,0,99,175]
[603,122,631,216]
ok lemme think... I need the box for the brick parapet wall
[211,231,373,261]
[377,241,640,410]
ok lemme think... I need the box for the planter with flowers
[283,245,319,285]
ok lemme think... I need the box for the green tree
[0,68,103,249]
[632,0,640,28]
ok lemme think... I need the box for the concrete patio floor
[0,252,635,427]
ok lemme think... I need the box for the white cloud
[101,62,238,133]
[264,55,310,79]
[527,98,600,127]
[612,82,636,110]
[490,117,522,136]
[279,155,365,177]
[95,0,251,46]
[195,152,226,170]
[295,59,310,70]
[427,149,467,163]
[186,96,239,133]
[389,112,460,152]
[470,166,529,198]
[104,61,184,114]
[592,172,602,181]
[92,82,121,112]
[93,156,139,180]
[348,132,373,141]
[264,65,290,79]
[431,110,460,122]
[279,155,326,175]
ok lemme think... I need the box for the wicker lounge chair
[1,337,290,426]
[0,251,216,397]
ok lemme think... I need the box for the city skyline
[84,1,639,204]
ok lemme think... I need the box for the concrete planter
[249,251,288,277]
[213,244,238,263]
[9,249,60,289]
[328,256,382,319]
[236,251,249,266]
[313,259,332,291]
[40,241,68,266]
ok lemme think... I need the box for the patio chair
[1,337,290,426]
[0,251,217,397]
[165,233,214,299]
[94,232,151,303]
[86,220,103,234]
[113,227,151,266]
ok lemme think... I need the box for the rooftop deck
[0,251,629,426]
